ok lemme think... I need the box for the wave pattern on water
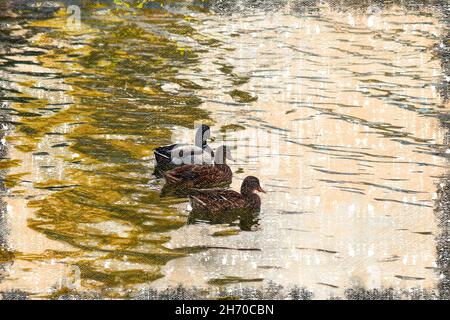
[0,0,448,299]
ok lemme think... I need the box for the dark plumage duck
[154,124,213,172]
[162,145,233,191]
[188,176,265,214]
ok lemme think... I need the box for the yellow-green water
[0,1,449,299]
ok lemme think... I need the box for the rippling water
[0,0,449,299]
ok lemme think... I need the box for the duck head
[194,124,212,149]
[214,145,233,165]
[241,176,266,196]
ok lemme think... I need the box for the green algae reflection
[5,3,224,295]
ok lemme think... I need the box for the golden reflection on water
[0,2,448,298]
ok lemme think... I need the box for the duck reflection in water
[187,208,260,232]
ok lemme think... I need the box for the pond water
[0,0,449,299]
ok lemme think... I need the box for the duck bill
[257,186,266,193]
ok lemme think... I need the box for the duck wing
[189,189,246,212]
[154,144,174,156]
[154,143,213,167]
[174,145,214,165]
[154,143,199,170]
[164,165,231,188]
[163,164,198,183]
[154,144,177,165]
[176,145,205,165]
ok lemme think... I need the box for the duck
[153,124,213,172]
[162,145,233,192]
[188,176,265,214]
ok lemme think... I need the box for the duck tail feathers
[163,172,181,183]
[154,149,170,159]
[189,195,206,207]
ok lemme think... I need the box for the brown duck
[188,176,265,214]
[163,145,233,190]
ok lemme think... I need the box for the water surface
[0,1,449,299]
